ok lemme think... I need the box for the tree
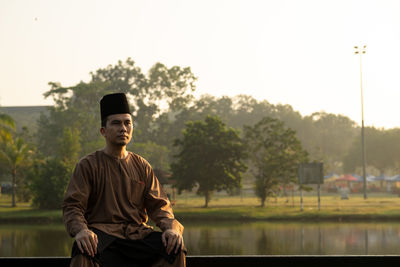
[38,58,197,159]
[244,117,308,207]
[28,157,72,209]
[171,116,247,207]
[29,127,80,209]
[0,113,15,140]
[151,94,236,153]
[128,141,170,171]
[37,81,109,158]
[302,112,358,173]
[343,127,400,174]
[56,127,81,166]
[0,113,15,180]
[0,135,31,207]
[0,114,37,204]
[90,58,197,143]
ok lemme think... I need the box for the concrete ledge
[1,255,399,267]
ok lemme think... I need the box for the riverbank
[2,193,400,223]
[2,207,400,224]
[175,206,400,222]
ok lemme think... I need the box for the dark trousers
[71,229,186,267]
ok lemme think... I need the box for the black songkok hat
[100,93,131,121]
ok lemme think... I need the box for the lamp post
[354,45,367,199]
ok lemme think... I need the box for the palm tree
[0,113,15,141]
[0,137,30,207]
[0,114,30,207]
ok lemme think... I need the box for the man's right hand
[75,229,98,257]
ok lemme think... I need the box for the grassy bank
[2,193,400,223]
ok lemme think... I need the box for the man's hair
[101,116,108,128]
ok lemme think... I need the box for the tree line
[1,58,399,208]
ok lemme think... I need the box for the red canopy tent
[336,174,358,181]
[336,174,359,192]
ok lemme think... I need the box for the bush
[28,158,72,209]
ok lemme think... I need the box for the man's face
[100,113,133,147]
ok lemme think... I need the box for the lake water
[1,221,400,256]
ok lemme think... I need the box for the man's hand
[75,229,98,257]
[162,229,184,255]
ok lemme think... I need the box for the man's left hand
[162,229,184,255]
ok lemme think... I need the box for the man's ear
[100,127,106,137]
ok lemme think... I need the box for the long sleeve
[143,162,184,235]
[62,161,91,237]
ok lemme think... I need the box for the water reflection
[2,222,400,256]
[183,221,400,255]
[0,224,73,257]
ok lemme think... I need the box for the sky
[1,0,400,128]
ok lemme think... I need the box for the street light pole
[354,45,367,199]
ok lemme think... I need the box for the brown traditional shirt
[62,150,183,240]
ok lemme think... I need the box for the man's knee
[151,250,186,267]
[70,254,100,267]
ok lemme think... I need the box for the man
[63,93,186,267]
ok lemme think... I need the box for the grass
[171,191,400,222]
[2,191,400,223]
[0,194,62,223]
